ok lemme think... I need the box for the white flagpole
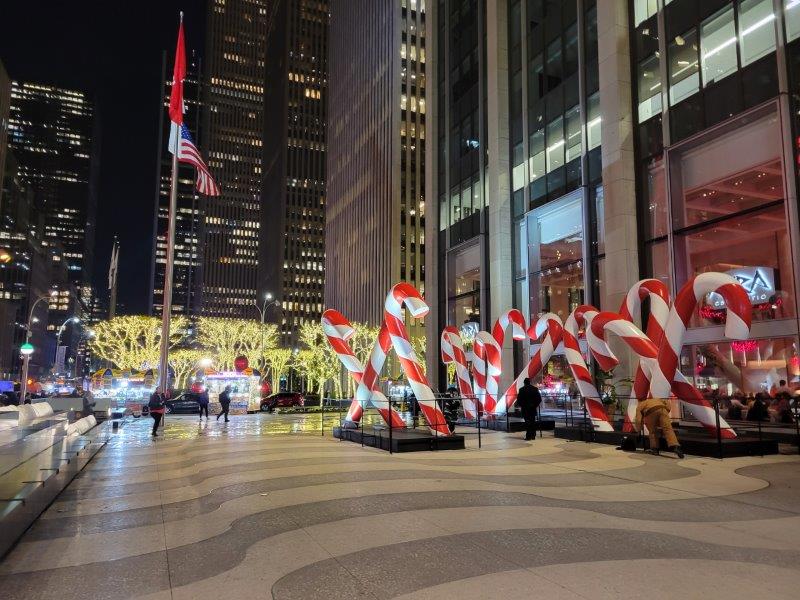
[158,12,183,398]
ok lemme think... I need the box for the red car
[260,391,304,412]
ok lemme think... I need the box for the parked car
[164,392,201,415]
[260,391,304,412]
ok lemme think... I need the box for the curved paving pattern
[1,414,799,599]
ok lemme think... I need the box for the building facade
[7,81,99,289]
[427,0,800,398]
[262,0,328,345]
[326,0,427,343]
[200,0,268,317]
[150,52,206,318]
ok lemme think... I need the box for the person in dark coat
[516,378,542,441]
[747,393,770,422]
[148,392,166,437]
[216,385,232,422]
[197,388,210,420]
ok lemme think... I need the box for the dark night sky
[0,1,206,314]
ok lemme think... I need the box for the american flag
[169,123,220,196]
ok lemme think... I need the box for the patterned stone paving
[1,413,799,599]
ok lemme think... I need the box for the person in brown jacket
[635,398,684,458]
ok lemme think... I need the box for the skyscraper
[326,0,426,342]
[7,81,99,289]
[200,0,268,317]
[262,0,328,345]
[149,51,205,317]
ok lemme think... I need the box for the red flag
[168,14,186,126]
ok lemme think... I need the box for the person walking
[197,388,209,420]
[635,398,684,458]
[216,385,232,422]
[148,391,166,437]
[516,378,542,441]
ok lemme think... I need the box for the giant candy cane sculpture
[480,310,527,414]
[440,326,479,419]
[563,305,614,432]
[649,273,751,438]
[494,313,563,416]
[321,310,405,428]
[585,309,738,438]
[618,279,671,432]
[386,283,451,435]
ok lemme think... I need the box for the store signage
[460,321,479,338]
[706,267,775,308]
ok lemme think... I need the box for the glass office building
[426,0,800,395]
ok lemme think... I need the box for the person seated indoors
[727,392,746,420]
[747,393,770,422]
[773,392,794,424]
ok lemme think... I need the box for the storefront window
[669,29,699,105]
[680,337,800,397]
[681,159,783,228]
[674,204,795,325]
[738,0,776,67]
[533,262,585,320]
[528,194,585,319]
[447,243,481,329]
[701,6,738,87]
[535,196,583,271]
[672,111,783,229]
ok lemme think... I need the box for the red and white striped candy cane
[651,273,752,397]
[441,326,479,419]
[321,310,405,428]
[563,305,613,432]
[586,310,738,439]
[618,279,671,431]
[385,283,451,435]
[650,273,751,439]
[483,309,527,414]
[495,313,563,416]
[473,331,500,415]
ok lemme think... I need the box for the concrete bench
[0,418,111,558]
[65,415,97,436]
[16,402,55,427]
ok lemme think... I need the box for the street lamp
[54,317,81,375]
[252,292,282,369]
[20,291,58,403]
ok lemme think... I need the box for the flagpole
[158,11,183,397]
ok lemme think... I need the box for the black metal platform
[333,426,465,452]
[554,425,779,457]
[457,416,556,432]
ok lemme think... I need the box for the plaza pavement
[1,413,800,599]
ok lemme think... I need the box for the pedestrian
[635,398,684,458]
[516,377,542,441]
[216,385,232,422]
[81,390,96,419]
[148,391,166,437]
[443,386,460,434]
[197,387,209,420]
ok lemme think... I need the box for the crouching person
[635,398,684,458]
